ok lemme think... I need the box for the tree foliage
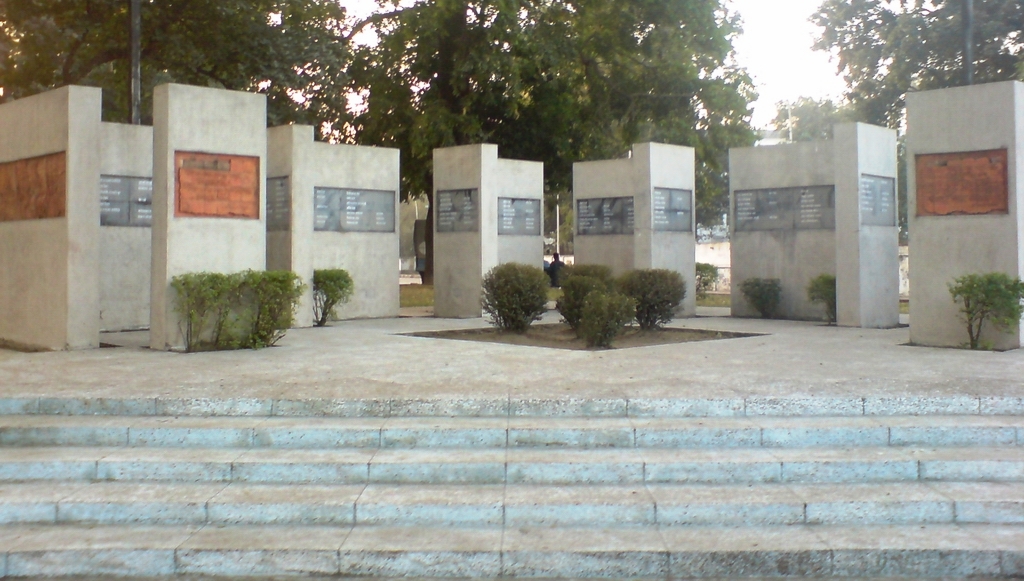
[0,0,351,126]
[346,0,757,223]
[949,272,1024,350]
[812,0,1024,128]
[771,97,855,142]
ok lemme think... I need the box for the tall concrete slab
[730,125,899,326]
[99,122,153,331]
[907,81,1024,349]
[267,125,400,326]
[834,123,900,328]
[433,144,544,318]
[573,143,697,317]
[150,84,267,350]
[0,86,101,350]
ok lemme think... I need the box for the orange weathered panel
[0,152,67,222]
[916,149,1008,216]
[174,151,260,219]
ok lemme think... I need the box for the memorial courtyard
[0,309,1022,578]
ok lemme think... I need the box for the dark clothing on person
[548,256,565,287]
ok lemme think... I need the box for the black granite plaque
[266,177,291,231]
[100,175,152,227]
[859,174,896,227]
[497,197,541,236]
[652,188,692,232]
[577,197,635,236]
[436,189,479,233]
[734,186,835,232]
[314,187,395,233]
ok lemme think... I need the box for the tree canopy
[0,0,351,126]
[813,0,1024,128]
[770,97,855,142]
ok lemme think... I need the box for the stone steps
[2,393,1020,418]
[0,523,1022,578]
[3,446,1024,485]
[0,481,1022,528]
[1,414,1020,449]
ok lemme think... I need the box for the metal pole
[130,0,142,124]
[964,0,975,85]
[555,203,560,254]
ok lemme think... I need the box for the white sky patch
[726,0,848,129]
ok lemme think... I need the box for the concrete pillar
[99,122,153,331]
[150,84,267,350]
[907,81,1023,349]
[0,86,101,350]
[267,124,400,325]
[834,123,900,328]
[433,144,544,318]
[573,143,697,317]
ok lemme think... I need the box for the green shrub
[557,275,613,334]
[695,263,719,300]
[561,263,614,286]
[807,274,837,325]
[740,278,782,319]
[579,291,636,348]
[617,269,686,330]
[170,270,305,352]
[948,272,1024,349]
[481,262,550,332]
[313,269,354,327]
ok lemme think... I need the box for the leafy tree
[949,272,1024,350]
[812,0,1024,128]
[771,97,855,142]
[0,0,351,126]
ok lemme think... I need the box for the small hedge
[807,274,837,325]
[617,269,686,330]
[579,291,636,348]
[695,263,719,300]
[170,270,305,352]
[313,269,354,327]
[740,278,781,319]
[949,272,1024,349]
[557,275,613,334]
[561,263,614,286]
[481,262,549,332]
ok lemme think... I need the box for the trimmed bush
[695,263,719,300]
[807,274,837,325]
[740,278,781,319]
[579,291,636,348]
[313,269,354,327]
[481,262,550,332]
[557,275,613,334]
[949,272,1024,349]
[561,263,614,286]
[617,269,686,330]
[170,270,305,352]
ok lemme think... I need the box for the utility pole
[130,0,142,124]
[964,0,975,85]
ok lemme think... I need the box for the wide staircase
[0,395,1023,578]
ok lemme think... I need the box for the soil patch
[407,323,760,351]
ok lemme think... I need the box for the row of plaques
[734,186,836,232]
[435,189,542,235]
[576,189,693,236]
[265,177,397,233]
[100,175,153,227]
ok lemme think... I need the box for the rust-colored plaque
[174,151,260,219]
[0,152,67,222]
[916,149,1008,216]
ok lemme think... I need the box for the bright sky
[339,0,849,130]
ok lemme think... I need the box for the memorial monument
[730,123,899,326]
[907,81,1023,349]
[267,124,400,326]
[433,144,543,318]
[150,84,268,350]
[99,122,153,331]
[0,85,102,350]
[573,142,697,317]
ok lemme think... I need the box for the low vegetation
[695,263,719,299]
[807,274,837,325]
[579,292,636,348]
[948,272,1024,350]
[740,278,781,319]
[618,269,686,331]
[481,263,550,332]
[312,269,353,327]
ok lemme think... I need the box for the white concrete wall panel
[150,84,267,350]
[907,81,1022,349]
